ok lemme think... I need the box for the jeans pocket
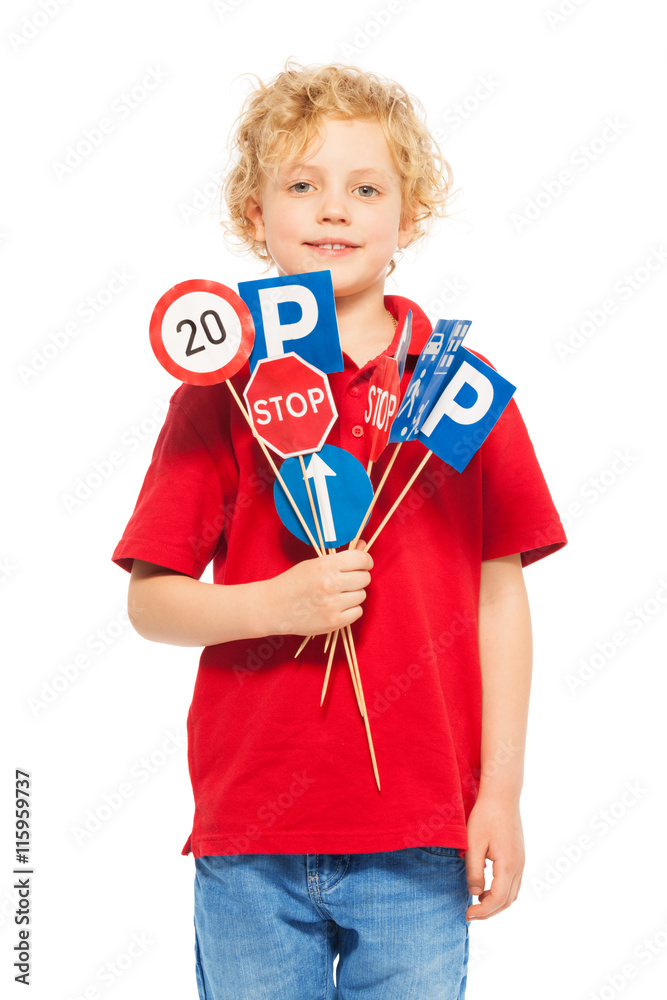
[415,845,463,857]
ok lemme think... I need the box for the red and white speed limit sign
[149,279,254,385]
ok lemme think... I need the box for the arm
[465,552,533,921]
[127,547,373,647]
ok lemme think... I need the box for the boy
[113,63,566,999]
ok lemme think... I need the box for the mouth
[304,240,359,256]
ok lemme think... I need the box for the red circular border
[149,279,255,385]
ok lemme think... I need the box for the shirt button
[352,425,364,438]
[349,385,360,397]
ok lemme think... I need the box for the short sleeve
[111,397,228,578]
[480,395,567,567]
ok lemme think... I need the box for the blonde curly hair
[220,60,455,275]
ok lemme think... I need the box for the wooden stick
[344,623,381,792]
[327,546,363,716]
[340,621,363,715]
[342,625,363,715]
[320,628,339,706]
[323,444,402,691]
[299,454,326,554]
[226,381,323,555]
[349,442,402,550]
[365,450,433,554]
[295,633,331,659]
[292,487,344,672]
[322,442,403,684]
[294,634,310,658]
[371,440,403,505]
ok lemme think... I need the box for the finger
[465,855,487,897]
[506,870,522,906]
[498,862,523,909]
[466,865,515,920]
[338,547,373,570]
[338,570,372,593]
[336,588,368,612]
[336,604,364,629]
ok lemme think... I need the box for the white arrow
[306,452,337,543]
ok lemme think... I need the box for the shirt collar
[384,295,433,356]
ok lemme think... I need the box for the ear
[244,193,266,243]
[397,212,416,249]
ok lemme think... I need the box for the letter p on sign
[417,349,516,471]
[422,361,495,428]
[259,285,318,356]
[239,270,343,374]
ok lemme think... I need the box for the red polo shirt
[112,294,566,859]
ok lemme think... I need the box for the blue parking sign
[417,349,516,472]
[239,270,344,374]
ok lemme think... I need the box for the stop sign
[243,352,337,458]
[364,354,400,462]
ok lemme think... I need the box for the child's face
[245,118,414,300]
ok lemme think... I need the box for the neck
[335,286,395,368]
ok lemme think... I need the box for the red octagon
[243,352,338,458]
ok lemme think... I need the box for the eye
[289,181,313,194]
[354,184,380,198]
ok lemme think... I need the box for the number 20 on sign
[149,279,254,385]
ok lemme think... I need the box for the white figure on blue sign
[239,270,344,374]
[400,373,425,425]
[274,444,374,548]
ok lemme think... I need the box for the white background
[2,1,665,997]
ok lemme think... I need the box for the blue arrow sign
[274,444,374,548]
[239,270,344,374]
[417,349,516,471]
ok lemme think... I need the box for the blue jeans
[194,848,472,999]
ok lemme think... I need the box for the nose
[317,186,350,224]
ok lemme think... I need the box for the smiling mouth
[305,241,359,251]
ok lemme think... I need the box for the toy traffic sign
[274,445,374,548]
[364,355,401,463]
[239,270,344,374]
[389,318,470,442]
[243,353,338,459]
[394,309,412,379]
[418,349,516,471]
[149,279,254,385]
